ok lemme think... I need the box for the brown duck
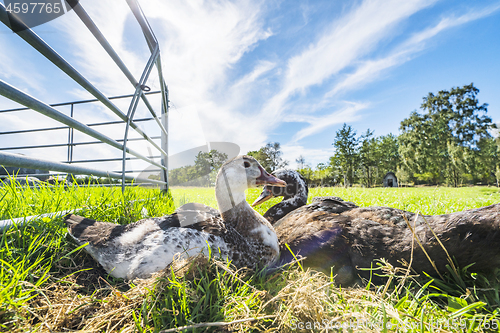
[254,169,500,284]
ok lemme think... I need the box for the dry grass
[15,254,455,333]
[14,256,373,332]
[20,256,207,332]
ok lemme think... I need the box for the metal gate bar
[0,0,169,191]
[0,79,165,171]
[0,151,165,185]
[71,1,168,140]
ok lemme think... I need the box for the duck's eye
[244,161,251,168]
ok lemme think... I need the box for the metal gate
[0,0,169,192]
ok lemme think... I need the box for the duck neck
[214,173,279,256]
[215,170,247,215]
[264,195,308,224]
[215,172,255,228]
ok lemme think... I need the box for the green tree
[194,150,228,186]
[332,123,359,187]
[395,165,411,186]
[248,142,288,173]
[399,110,448,184]
[296,155,306,170]
[315,162,335,186]
[358,129,380,188]
[378,133,399,174]
[247,149,269,170]
[446,140,468,187]
[297,166,313,185]
[168,150,228,186]
[475,137,500,185]
[399,83,496,185]
[328,155,343,186]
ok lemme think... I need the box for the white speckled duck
[65,156,286,280]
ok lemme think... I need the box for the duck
[251,169,358,224]
[65,155,286,280]
[251,169,309,225]
[342,204,500,279]
[251,170,358,283]
[253,170,500,284]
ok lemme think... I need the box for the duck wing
[65,214,120,247]
[273,203,355,283]
[274,199,359,247]
[65,214,180,248]
[65,202,226,248]
[312,197,358,213]
[172,203,226,236]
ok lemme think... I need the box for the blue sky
[1,0,499,174]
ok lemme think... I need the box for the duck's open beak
[255,166,287,187]
[251,188,273,207]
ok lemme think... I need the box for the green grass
[309,186,500,215]
[172,185,500,216]
[1,180,500,332]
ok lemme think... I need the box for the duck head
[216,155,286,214]
[252,169,308,207]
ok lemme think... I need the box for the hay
[21,254,211,332]
[18,256,402,332]
[255,269,398,333]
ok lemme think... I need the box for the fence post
[160,85,169,193]
[67,103,74,163]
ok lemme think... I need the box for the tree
[474,137,500,185]
[332,123,359,187]
[248,142,289,173]
[168,150,228,186]
[247,149,269,170]
[378,134,399,174]
[399,83,496,185]
[446,140,468,187]
[358,129,380,188]
[194,150,228,186]
[265,142,289,172]
[315,162,332,186]
[395,165,411,186]
[297,166,313,185]
[399,110,449,184]
[296,155,306,170]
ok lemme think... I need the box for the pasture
[1,181,500,332]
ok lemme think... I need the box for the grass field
[1,181,500,332]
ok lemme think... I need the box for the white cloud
[140,0,272,103]
[281,144,336,170]
[0,35,45,93]
[260,0,437,123]
[291,102,368,142]
[27,0,273,170]
[285,0,435,91]
[2,0,499,176]
[263,0,500,146]
[230,60,276,91]
[327,2,500,97]
[405,3,500,46]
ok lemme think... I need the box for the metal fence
[0,0,169,192]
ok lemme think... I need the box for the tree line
[252,84,500,187]
[168,150,228,186]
